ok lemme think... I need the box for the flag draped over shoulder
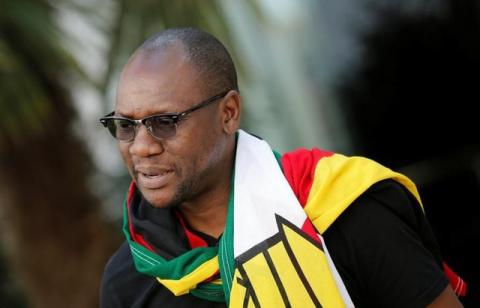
[223,131,352,307]
[122,129,466,307]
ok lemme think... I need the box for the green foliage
[0,248,27,308]
[0,0,83,149]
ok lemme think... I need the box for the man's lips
[135,166,174,189]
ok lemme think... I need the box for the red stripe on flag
[301,218,321,243]
[126,182,156,252]
[443,262,467,297]
[282,148,334,206]
[127,181,136,204]
[175,211,208,248]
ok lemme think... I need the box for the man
[99,27,465,307]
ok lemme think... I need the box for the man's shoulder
[362,179,423,220]
[100,242,228,308]
[100,241,141,300]
[324,179,448,307]
[322,179,420,234]
[281,147,403,206]
[102,241,133,281]
[100,241,158,308]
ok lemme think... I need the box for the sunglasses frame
[100,90,230,142]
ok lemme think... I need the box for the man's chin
[139,188,178,209]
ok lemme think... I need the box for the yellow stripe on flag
[242,253,285,306]
[156,256,219,296]
[269,242,315,307]
[281,222,345,307]
[305,154,423,234]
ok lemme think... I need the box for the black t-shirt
[323,180,448,307]
[100,180,448,307]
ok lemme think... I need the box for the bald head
[137,27,238,96]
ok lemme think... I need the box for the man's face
[115,44,231,208]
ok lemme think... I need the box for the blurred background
[0,0,478,307]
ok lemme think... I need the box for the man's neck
[178,183,230,239]
[178,137,235,239]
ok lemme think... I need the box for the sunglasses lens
[147,116,177,139]
[107,119,135,141]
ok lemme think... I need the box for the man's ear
[220,90,241,134]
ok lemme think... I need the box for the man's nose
[129,125,164,157]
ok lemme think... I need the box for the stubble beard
[163,173,200,209]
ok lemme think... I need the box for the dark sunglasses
[100,90,229,142]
